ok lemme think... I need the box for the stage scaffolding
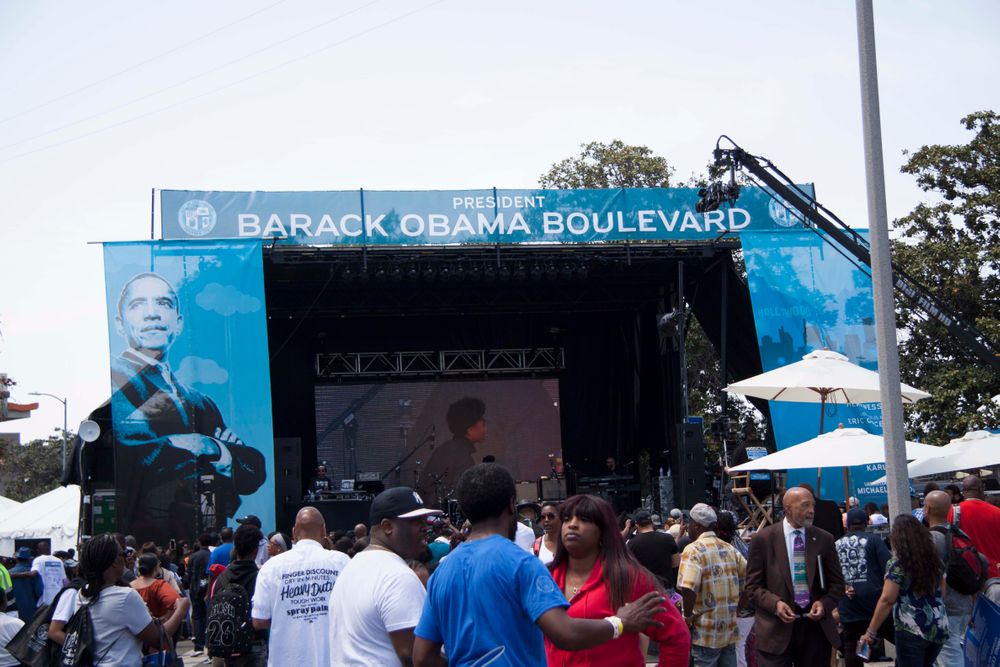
[316,348,565,378]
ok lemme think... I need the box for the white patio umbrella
[725,349,931,493]
[725,349,931,433]
[868,430,1000,483]
[729,427,941,502]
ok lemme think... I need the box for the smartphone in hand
[856,642,871,660]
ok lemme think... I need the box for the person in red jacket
[545,494,690,666]
[948,475,1000,577]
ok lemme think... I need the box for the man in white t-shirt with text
[30,542,66,607]
[329,487,442,667]
[252,506,349,667]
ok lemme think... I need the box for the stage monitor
[314,378,562,500]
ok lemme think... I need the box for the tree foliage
[0,431,66,501]
[893,111,1000,443]
[539,140,674,189]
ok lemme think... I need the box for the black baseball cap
[370,487,442,525]
[632,510,652,524]
[236,515,262,528]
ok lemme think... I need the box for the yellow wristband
[604,615,624,639]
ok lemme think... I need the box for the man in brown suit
[745,486,845,666]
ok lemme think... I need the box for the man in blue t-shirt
[206,527,234,572]
[413,463,665,667]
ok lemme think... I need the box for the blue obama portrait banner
[159,186,810,245]
[740,230,888,505]
[103,240,274,543]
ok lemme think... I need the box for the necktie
[792,529,810,609]
[157,363,190,427]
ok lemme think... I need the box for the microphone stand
[381,425,435,484]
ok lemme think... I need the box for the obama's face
[115,274,182,359]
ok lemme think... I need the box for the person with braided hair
[48,534,189,666]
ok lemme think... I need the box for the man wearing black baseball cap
[329,487,441,666]
[627,509,679,593]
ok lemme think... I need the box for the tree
[893,111,1000,444]
[539,140,674,189]
[0,431,65,501]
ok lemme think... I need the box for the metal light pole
[29,391,68,476]
[855,1,910,520]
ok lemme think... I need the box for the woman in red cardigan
[545,494,690,666]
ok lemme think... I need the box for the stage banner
[159,186,811,245]
[740,230,889,504]
[103,240,274,543]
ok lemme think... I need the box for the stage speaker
[539,477,567,502]
[516,481,538,504]
[675,423,706,509]
[274,437,303,504]
[293,500,372,532]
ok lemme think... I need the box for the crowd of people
[1,465,999,666]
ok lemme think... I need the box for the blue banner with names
[103,240,275,543]
[740,230,888,504]
[159,186,810,245]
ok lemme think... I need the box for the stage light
[657,309,686,337]
[391,265,403,280]
[422,265,436,281]
[407,264,419,280]
[513,263,527,281]
[439,265,451,281]
[560,262,573,280]
[545,262,558,280]
[498,264,512,281]
[695,172,741,213]
[530,263,544,281]
[483,264,497,281]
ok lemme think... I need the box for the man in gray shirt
[924,490,974,666]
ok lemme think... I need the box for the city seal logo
[768,195,800,228]
[178,199,217,236]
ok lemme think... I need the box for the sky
[1,0,998,442]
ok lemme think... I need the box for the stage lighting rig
[701,134,1000,371]
[657,308,686,337]
[695,146,742,213]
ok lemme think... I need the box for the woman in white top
[533,500,562,565]
[48,534,189,666]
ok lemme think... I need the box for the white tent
[0,485,80,556]
[0,494,21,517]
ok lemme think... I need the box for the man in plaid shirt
[677,503,747,667]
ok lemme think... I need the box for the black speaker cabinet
[675,423,706,509]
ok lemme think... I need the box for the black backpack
[931,504,990,596]
[206,578,254,658]
[60,599,96,667]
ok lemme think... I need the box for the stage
[264,242,766,528]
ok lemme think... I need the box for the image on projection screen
[314,378,562,499]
